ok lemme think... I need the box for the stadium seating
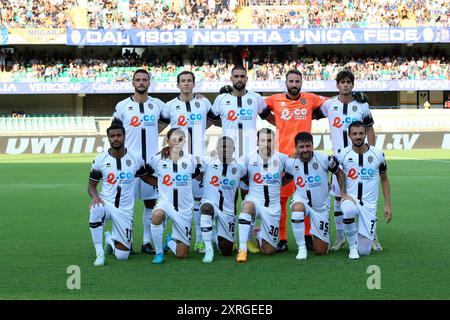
[0,115,97,133]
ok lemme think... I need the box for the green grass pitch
[0,149,449,300]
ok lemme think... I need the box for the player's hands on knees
[384,204,392,223]
[90,196,104,209]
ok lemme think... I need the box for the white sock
[334,200,344,241]
[194,201,202,243]
[341,200,358,250]
[247,216,255,242]
[90,224,104,256]
[201,214,213,251]
[142,207,153,244]
[168,239,177,255]
[238,212,252,252]
[151,223,164,254]
[291,211,305,248]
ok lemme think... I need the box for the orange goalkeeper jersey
[265,92,328,156]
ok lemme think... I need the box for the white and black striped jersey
[163,96,212,158]
[211,91,271,159]
[285,152,339,211]
[242,151,289,208]
[149,153,201,213]
[201,156,247,214]
[320,96,374,152]
[113,96,167,163]
[336,145,387,209]
[89,149,150,215]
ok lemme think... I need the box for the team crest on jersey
[148,103,153,110]
[247,98,252,105]
[313,162,319,170]
[182,162,187,169]
[301,98,306,105]
[195,101,200,108]
[368,156,374,163]
[126,159,131,167]
[273,160,279,168]
[352,105,358,112]
[231,167,237,175]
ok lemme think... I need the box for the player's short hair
[295,132,313,145]
[285,69,303,80]
[177,71,195,84]
[336,70,355,84]
[348,120,366,133]
[257,128,275,140]
[133,69,150,80]
[107,123,125,136]
[231,65,247,75]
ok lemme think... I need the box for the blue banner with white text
[66,27,450,46]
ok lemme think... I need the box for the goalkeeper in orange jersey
[264,69,328,252]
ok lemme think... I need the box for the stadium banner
[8,28,66,44]
[0,28,8,45]
[66,27,450,46]
[2,132,450,154]
[1,80,449,94]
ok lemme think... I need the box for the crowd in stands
[3,46,449,82]
[0,0,448,29]
[11,110,26,118]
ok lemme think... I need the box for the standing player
[264,69,327,252]
[163,71,213,253]
[200,136,247,263]
[335,121,392,259]
[88,124,155,266]
[210,66,273,253]
[149,129,202,264]
[112,69,169,255]
[284,132,340,260]
[319,70,379,251]
[236,128,289,263]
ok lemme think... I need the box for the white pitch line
[387,156,450,164]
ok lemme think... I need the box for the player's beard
[135,87,148,94]
[287,86,300,96]
[300,151,312,162]
[111,142,123,151]
[232,82,245,91]
[352,139,365,147]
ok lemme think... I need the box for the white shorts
[243,195,280,248]
[154,200,193,246]
[101,202,133,249]
[330,174,341,198]
[290,196,330,243]
[134,178,158,200]
[201,199,235,243]
[192,178,204,200]
[355,202,377,241]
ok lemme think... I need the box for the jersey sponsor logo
[130,114,157,127]
[280,108,307,121]
[106,172,133,185]
[177,113,203,126]
[162,173,190,186]
[227,109,253,121]
[210,175,236,187]
[332,116,359,128]
[296,175,321,188]
[252,172,280,184]
[348,167,375,180]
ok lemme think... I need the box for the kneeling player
[200,136,247,263]
[335,121,392,259]
[149,128,202,264]
[284,132,340,260]
[88,124,155,266]
[236,128,289,263]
